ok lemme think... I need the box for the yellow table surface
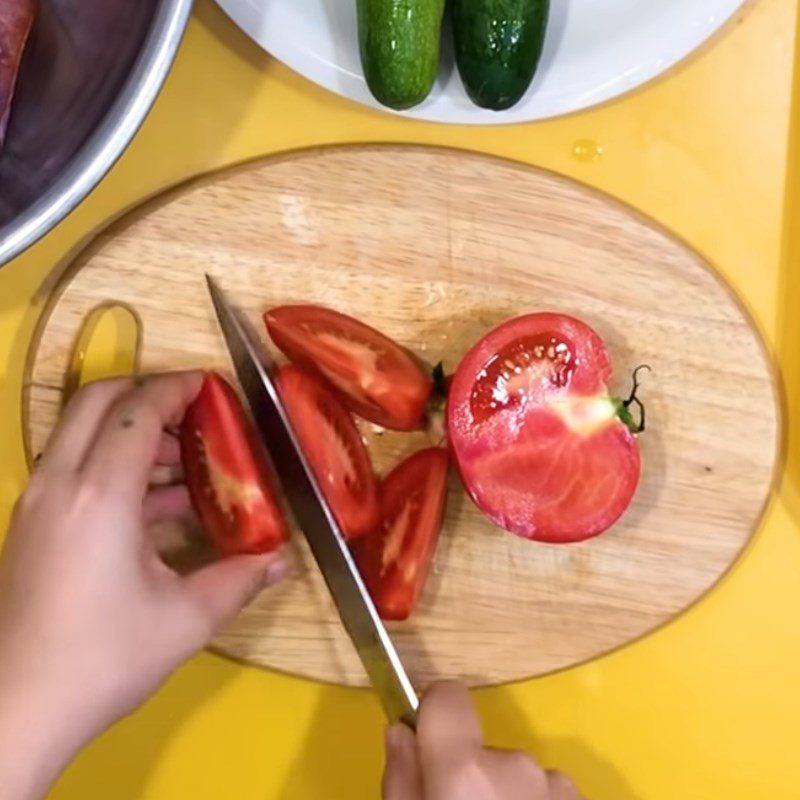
[2,0,800,797]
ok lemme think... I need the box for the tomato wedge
[180,373,289,556]
[448,313,642,543]
[355,448,449,621]
[265,305,432,431]
[276,365,380,540]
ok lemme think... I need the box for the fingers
[413,682,582,800]
[84,371,203,499]
[548,770,583,799]
[155,431,182,466]
[482,749,549,798]
[382,725,422,800]
[180,551,288,643]
[417,681,483,767]
[150,432,185,484]
[39,377,134,472]
[143,484,192,526]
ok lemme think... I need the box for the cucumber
[453,0,549,111]
[357,0,446,110]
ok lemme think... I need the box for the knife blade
[205,274,419,727]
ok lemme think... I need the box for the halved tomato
[276,365,380,540]
[448,313,642,543]
[355,448,449,621]
[180,373,289,556]
[265,305,432,431]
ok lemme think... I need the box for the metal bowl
[0,0,194,267]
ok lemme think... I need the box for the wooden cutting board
[23,145,779,688]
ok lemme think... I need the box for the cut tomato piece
[276,365,380,540]
[180,373,289,556]
[355,448,449,621]
[265,305,432,431]
[448,313,641,543]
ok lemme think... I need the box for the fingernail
[262,555,290,587]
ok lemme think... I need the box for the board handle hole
[64,303,142,405]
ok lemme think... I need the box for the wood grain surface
[23,145,780,688]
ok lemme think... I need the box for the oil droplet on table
[572,139,604,163]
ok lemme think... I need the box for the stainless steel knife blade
[205,274,419,726]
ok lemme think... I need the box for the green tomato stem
[614,364,651,434]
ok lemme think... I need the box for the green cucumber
[453,0,550,111]
[357,0,446,110]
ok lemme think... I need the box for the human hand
[0,372,287,800]
[383,682,582,800]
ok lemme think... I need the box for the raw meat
[0,0,35,145]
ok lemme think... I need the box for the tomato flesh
[470,332,576,423]
[448,313,640,543]
[265,305,432,431]
[180,373,289,556]
[355,448,449,621]
[276,365,380,540]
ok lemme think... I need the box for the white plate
[216,0,745,124]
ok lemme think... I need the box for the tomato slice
[276,365,380,540]
[180,373,289,556]
[448,313,640,543]
[355,448,449,621]
[265,305,432,431]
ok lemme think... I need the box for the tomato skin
[448,313,640,543]
[355,448,449,621]
[265,305,432,431]
[276,365,380,540]
[180,373,289,556]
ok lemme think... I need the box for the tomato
[180,373,289,556]
[355,448,449,621]
[265,305,432,431]
[276,365,380,540]
[448,313,641,543]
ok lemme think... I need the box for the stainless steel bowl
[0,0,194,267]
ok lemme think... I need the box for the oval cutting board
[24,146,779,687]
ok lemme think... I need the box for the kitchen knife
[205,274,419,727]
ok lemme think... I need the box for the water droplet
[572,139,603,163]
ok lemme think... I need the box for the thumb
[382,724,422,800]
[181,551,288,640]
[417,681,483,762]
